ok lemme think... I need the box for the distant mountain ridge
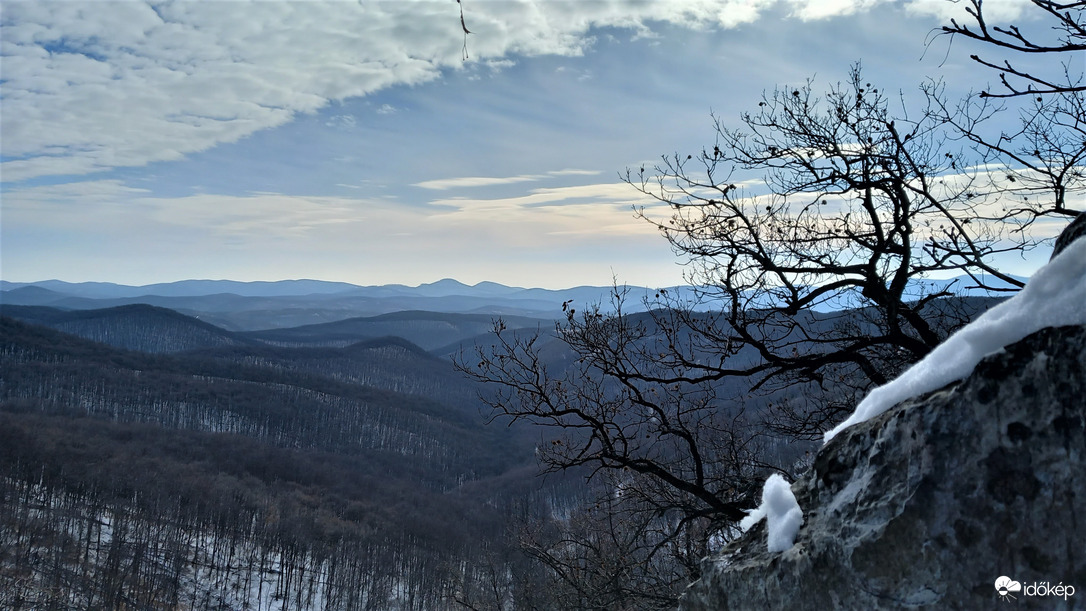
[0,277,543,299]
[1,277,689,301]
[0,278,365,298]
[0,276,1025,331]
[0,274,1030,300]
[0,278,670,329]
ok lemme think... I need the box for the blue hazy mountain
[1,278,369,299]
[0,276,1021,331]
[0,278,672,329]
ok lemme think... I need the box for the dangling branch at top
[457,0,472,61]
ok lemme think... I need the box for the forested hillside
[0,315,568,609]
[241,310,552,351]
[1,304,257,353]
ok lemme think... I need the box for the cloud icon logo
[995,576,1022,601]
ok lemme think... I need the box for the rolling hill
[0,314,553,609]
[0,303,256,353]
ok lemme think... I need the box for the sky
[0,0,1071,289]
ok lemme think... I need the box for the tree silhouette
[941,0,1084,97]
[935,0,1084,237]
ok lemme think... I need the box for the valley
[0,280,1006,609]
[0,293,575,609]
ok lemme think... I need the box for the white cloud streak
[549,169,604,176]
[413,174,546,190]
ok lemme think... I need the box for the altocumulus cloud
[0,0,1026,183]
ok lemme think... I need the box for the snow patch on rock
[739,473,803,553]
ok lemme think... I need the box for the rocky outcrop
[681,324,1086,610]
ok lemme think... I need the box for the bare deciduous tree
[627,67,1022,413]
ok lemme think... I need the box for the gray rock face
[1052,212,1086,260]
[681,325,1086,610]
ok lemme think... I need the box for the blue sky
[0,0,1068,288]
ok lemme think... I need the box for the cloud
[1,179,151,205]
[902,0,1030,22]
[1,2,449,182]
[325,114,357,129]
[414,169,607,191]
[786,0,885,20]
[549,169,603,176]
[3,180,353,240]
[413,174,546,190]
[1,0,972,183]
[779,0,1029,22]
[485,59,517,73]
[4,177,661,246]
[422,180,664,235]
